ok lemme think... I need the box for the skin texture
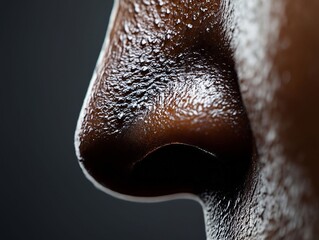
[76,0,253,197]
[75,0,319,239]
[228,0,319,238]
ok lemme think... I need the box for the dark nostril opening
[130,144,250,197]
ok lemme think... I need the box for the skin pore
[75,0,319,239]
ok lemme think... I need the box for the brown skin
[269,1,319,192]
[76,0,253,197]
[75,0,319,239]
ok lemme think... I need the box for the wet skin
[75,0,319,239]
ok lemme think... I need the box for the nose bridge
[75,0,253,198]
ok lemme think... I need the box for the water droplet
[118,112,124,120]
[201,7,208,12]
[130,65,137,71]
[158,0,165,6]
[141,39,147,45]
[134,3,140,13]
[141,66,149,73]
[155,18,161,25]
[139,57,145,63]
[187,24,193,29]
[147,36,153,43]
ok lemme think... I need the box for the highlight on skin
[75,0,319,239]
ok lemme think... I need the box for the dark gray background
[1,1,205,239]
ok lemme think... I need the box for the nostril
[130,143,247,197]
[78,130,252,198]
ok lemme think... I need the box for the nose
[75,1,253,198]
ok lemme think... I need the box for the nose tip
[75,54,253,198]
